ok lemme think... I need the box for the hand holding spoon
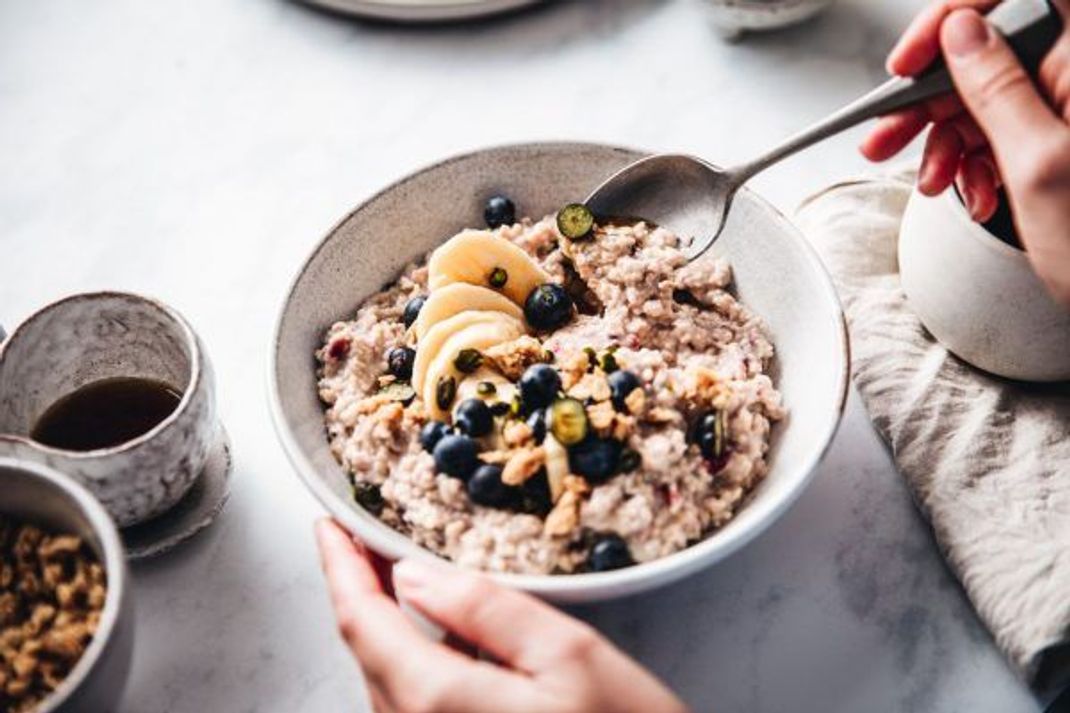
[586,0,1063,261]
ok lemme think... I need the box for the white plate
[299,0,543,22]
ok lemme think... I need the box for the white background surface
[0,0,1045,711]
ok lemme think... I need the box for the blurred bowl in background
[899,188,1070,383]
[297,0,542,23]
[701,0,836,39]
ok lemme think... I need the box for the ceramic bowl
[701,0,835,39]
[899,188,1070,382]
[298,0,542,22]
[268,142,849,603]
[0,457,134,713]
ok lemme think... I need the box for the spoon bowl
[585,154,735,261]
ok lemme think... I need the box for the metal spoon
[586,0,1063,261]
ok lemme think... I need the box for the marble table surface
[0,1,1046,711]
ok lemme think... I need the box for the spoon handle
[730,0,1063,185]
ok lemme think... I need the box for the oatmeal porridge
[316,197,784,575]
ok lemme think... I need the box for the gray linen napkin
[795,171,1070,693]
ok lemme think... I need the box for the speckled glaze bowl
[701,0,835,39]
[899,188,1070,382]
[269,142,849,603]
[0,292,217,527]
[0,457,134,713]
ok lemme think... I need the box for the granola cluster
[0,519,106,713]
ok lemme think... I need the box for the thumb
[940,9,1062,177]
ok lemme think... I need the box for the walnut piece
[484,336,547,381]
[501,447,546,486]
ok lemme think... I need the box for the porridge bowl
[269,142,848,603]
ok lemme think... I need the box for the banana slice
[454,367,518,407]
[421,317,525,420]
[412,310,514,394]
[428,229,552,306]
[412,283,525,341]
[543,433,571,503]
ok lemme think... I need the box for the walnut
[501,447,546,486]
[484,336,547,380]
[543,490,582,537]
[685,366,732,409]
[502,421,534,448]
[568,372,611,403]
[558,351,590,391]
[623,387,646,416]
[587,400,616,432]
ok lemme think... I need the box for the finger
[315,520,453,681]
[861,107,929,161]
[1038,0,1070,115]
[919,122,964,195]
[393,558,607,673]
[941,9,1065,180]
[860,94,966,162]
[888,0,999,76]
[316,522,547,713]
[957,150,1000,221]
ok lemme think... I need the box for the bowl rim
[0,290,204,459]
[0,456,128,711]
[940,187,1028,261]
[267,140,850,599]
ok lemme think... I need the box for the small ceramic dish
[899,188,1070,382]
[269,142,849,603]
[0,457,134,713]
[701,0,836,39]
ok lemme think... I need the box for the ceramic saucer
[122,425,232,560]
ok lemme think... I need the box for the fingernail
[944,10,990,57]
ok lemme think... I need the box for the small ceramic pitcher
[0,292,218,527]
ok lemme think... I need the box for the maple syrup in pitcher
[31,377,183,451]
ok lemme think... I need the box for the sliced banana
[543,433,571,503]
[454,367,518,407]
[412,283,525,341]
[421,317,525,420]
[412,310,515,394]
[428,229,552,306]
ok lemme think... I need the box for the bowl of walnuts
[0,457,133,713]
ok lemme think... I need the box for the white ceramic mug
[899,188,1070,382]
[0,292,218,526]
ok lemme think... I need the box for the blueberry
[467,464,520,509]
[454,399,493,438]
[519,364,561,411]
[607,370,640,411]
[403,296,426,328]
[433,434,479,480]
[524,284,574,332]
[526,409,547,444]
[484,195,516,229]
[420,421,452,453]
[691,411,725,460]
[588,534,634,572]
[387,346,415,380]
[569,438,621,484]
[519,470,552,516]
[353,482,384,516]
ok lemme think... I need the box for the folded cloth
[795,170,1070,694]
